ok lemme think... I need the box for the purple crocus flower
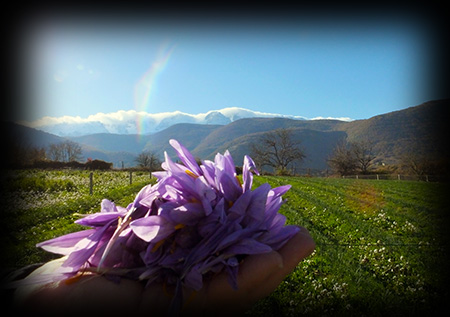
[16,139,300,311]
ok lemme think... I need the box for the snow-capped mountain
[21,108,309,137]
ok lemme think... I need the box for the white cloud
[19,107,353,136]
[23,115,86,127]
[310,116,353,122]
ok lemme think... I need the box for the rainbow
[134,41,175,135]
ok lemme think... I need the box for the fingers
[261,226,315,294]
[139,282,173,314]
[277,226,316,276]
[16,275,144,314]
[238,226,315,304]
[236,250,284,301]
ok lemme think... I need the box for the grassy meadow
[1,170,448,315]
[1,170,155,268]
[250,176,449,316]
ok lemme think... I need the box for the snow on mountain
[21,107,311,137]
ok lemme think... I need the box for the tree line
[327,140,375,176]
[46,140,82,162]
[9,140,82,168]
[249,129,376,176]
[8,129,444,177]
[249,128,444,177]
[10,139,161,171]
[8,140,112,170]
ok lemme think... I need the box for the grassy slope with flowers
[2,170,448,315]
[1,170,156,269]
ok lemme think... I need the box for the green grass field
[1,170,155,268]
[250,176,449,316]
[2,170,449,315]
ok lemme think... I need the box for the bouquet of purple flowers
[21,139,299,310]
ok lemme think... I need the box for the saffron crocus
[16,139,300,310]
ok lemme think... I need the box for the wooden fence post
[89,172,93,195]
[129,171,133,184]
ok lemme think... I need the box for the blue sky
[17,11,439,122]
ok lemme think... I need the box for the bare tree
[327,140,357,176]
[135,151,161,172]
[328,140,376,176]
[47,141,82,162]
[251,128,305,175]
[351,140,376,174]
[47,143,63,162]
[400,153,434,176]
[29,147,47,163]
[9,144,46,167]
[63,140,82,162]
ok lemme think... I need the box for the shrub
[85,160,113,170]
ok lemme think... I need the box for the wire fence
[88,170,153,195]
[340,174,444,182]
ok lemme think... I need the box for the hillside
[335,99,448,164]
[192,117,342,160]
[68,124,222,167]
[200,128,346,170]
[71,133,147,154]
[5,99,448,171]
[143,123,222,159]
[3,121,65,149]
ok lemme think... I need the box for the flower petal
[243,183,271,226]
[216,169,241,202]
[168,202,205,225]
[161,151,198,198]
[130,216,175,243]
[227,189,252,221]
[60,219,116,273]
[36,229,95,255]
[268,185,291,201]
[101,199,119,213]
[170,139,202,176]
[132,184,157,209]
[184,264,203,291]
[261,225,300,250]
[75,212,124,227]
[200,160,217,189]
[198,198,226,237]
[224,238,272,255]
[214,225,255,253]
[10,257,73,287]
[195,177,216,216]
[242,155,259,192]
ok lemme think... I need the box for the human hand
[15,226,315,316]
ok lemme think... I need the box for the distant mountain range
[6,100,448,172]
[21,107,330,137]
